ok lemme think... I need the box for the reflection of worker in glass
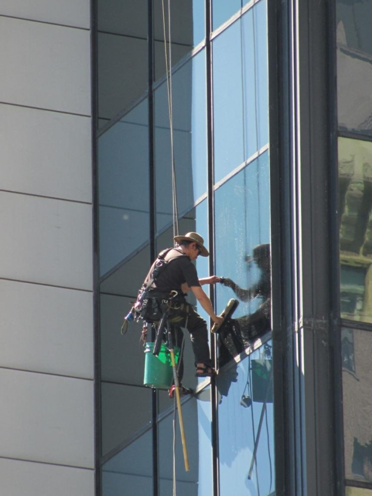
[221,243,271,343]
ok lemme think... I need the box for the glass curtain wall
[95,0,272,495]
[212,2,273,493]
[336,0,372,492]
[97,1,153,494]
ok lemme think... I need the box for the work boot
[195,363,216,377]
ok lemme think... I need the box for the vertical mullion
[91,0,102,493]
[328,0,344,493]
[293,0,336,494]
[206,1,220,495]
[267,0,289,494]
[148,1,158,495]
[290,1,304,492]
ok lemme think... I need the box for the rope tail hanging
[161,1,189,491]
[161,0,179,239]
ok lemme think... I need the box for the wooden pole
[169,347,190,472]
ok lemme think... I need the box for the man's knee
[188,322,208,343]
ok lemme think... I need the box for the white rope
[171,333,186,496]
[251,8,262,491]
[252,5,261,244]
[240,12,249,288]
[161,0,179,239]
[161,2,180,493]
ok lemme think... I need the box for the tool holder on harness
[152,290,180,356]
[121,249,188,335]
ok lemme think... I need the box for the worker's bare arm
[190,286,223,325]
[199,275,221,285]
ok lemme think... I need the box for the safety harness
[122,248,190,331]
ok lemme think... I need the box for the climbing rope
[161,2,184,492]
[250,12,263,491]
[252,4,261,244]
[248,354,261,495]
[161,0,179,239]
[172,334,186,496]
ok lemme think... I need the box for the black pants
[169,304,212,367]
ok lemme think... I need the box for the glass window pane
[101,294,146,385]
[154,0,206,82]
[336,0,372,137]
[212,0,241,31]
[194,201,210,323]
[100,245,151,298]
[195,386,213,495]
[158,398,199,495]
[215,153,271,364]
[217,343,275,495]
[339,137,372,324]
[342,328,372,483]
[255,0,268,149]
[213,2,268,188]
[101,383,152,457]
[102,426,153,496]
[97,0,148,127]
[155,51,207,235]
[158,389,212,495]
[98,99,149,277]
[242,1,268,157]
[213,20,244,183]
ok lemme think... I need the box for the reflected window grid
[337,1,372,493]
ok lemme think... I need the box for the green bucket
[143,342,180,389]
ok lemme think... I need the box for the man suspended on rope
[128,232,223,378]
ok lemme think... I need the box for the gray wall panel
[0,369,94,468]
[0,0,95,487]
[0,458,94,496]
[0,280,93,379]
[0,192,93,291]
[0,0,90,28]
[0,104,92,202]
[0,17,90,115]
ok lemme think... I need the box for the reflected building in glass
[337,0,372,493]
[93,0,372,495]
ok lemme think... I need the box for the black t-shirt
[154,248,200,293]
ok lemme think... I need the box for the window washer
[136,232,223,378]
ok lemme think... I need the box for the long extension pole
[168,331,189,472]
